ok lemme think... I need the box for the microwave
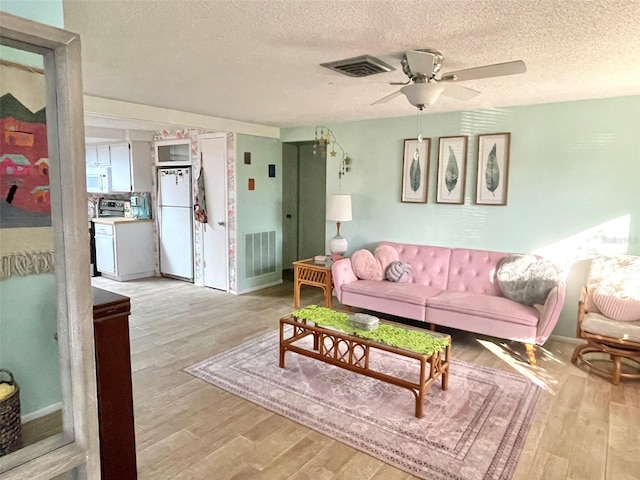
[86,166,112,193]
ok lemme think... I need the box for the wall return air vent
[321,55,395,78]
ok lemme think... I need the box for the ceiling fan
[372,49,526,109]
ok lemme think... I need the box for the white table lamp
[326,194,352,256]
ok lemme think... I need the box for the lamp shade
[326,194,352,222]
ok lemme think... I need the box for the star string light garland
[313,126,352,179]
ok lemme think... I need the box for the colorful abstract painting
[0,93,51,228]
[0,62,54,279]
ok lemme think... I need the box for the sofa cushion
[351,249,384,281]
[447,249,510,296]
[496,254,562,306]
[342,280,441,306]
[593,282,640,321]
[378,241,451,289]
[427,291,539,326]
[582,312,640,342]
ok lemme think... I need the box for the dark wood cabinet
[93,287,137,479]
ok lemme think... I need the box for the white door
[199,134,228,291]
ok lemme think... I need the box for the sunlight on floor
[476,338,561,394]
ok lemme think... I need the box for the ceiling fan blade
[441,83,481,100]
[370,89,402,106]
[440,60,526,82]
[405,50,436,76]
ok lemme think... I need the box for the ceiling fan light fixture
[370,48,525,109]
[400,83,445,108]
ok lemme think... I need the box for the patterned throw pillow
[592,282,640,321]
[496,254,562,306]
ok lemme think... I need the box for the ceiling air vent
[321,55,395,78]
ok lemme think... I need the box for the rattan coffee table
[279,311,450,418]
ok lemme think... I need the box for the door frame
[197,132,230,292]
[0,13,100,480]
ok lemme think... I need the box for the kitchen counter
[92,217,153,224]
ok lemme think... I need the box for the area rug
[185,329,542,480]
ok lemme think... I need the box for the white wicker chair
[571,255,640,384]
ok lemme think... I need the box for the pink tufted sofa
[331,241,566,364]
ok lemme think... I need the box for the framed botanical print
[475,132,511,205]
[401,138,430,203]
[436,135,468,204]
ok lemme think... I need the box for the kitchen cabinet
[110,141,153,192]
[95,225,116,274]
[86,141,153,192]
[94,219,155,281]
[85,144,110,166]
[155,138,191,166]
[110,143,132,191]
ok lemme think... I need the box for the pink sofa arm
[331,258,358,304]
[535,281,566,345]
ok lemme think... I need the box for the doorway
[282,141,327,275]
[200,133,229,291]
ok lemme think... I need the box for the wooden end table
[293,258,333,309]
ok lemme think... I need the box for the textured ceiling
[63,0,640,129]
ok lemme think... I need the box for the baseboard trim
[550,334,582,345]
[238,279,283,294]
[21,402,62,423]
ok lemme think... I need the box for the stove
[98,199,125,217]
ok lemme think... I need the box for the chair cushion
[582,312,640,343]
[585,255,640,312]
[593,283,640,321]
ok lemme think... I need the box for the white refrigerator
[157,167,193,280]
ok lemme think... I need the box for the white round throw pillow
[592,283,640,321]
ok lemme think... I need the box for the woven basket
[0,369,22,457]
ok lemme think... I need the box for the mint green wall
[0,1,64,417]
[0,274,61,416]
[282,96,640,337]
[0,0,64,67]
[236,134,283,292]
[0,0,64,26]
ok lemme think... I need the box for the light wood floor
[90,276,640,480]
